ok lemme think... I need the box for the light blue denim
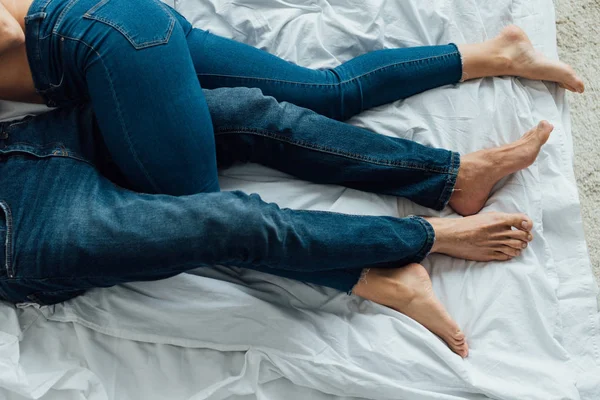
[25,0,462,197]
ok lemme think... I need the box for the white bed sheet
[1,0,599,399]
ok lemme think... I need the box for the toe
[454,330,466,342]
[506,214,533,232]
[503,239,527,250]
[493,251,512,261]
[560,82,577,92]
[508,214,533,231]
[499,246,521,257]
[534,121,554,144]
[562,64,585,93]
[452,341,469,358]
[446,329,468,357]
[505,229,533,242]
[573,79,585,93]
[537,120,553,132]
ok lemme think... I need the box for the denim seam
[449,43,465,82]
[58,34,163,193]
[82,0,176,49]
[85,0,110,15]
[0,148,90,164]
[434,150,460,211]
[197,51,461,87]
[50,0,80,37]
[94,51,162,191]
[25,12,53,92]
[216,128,455,174]
[409,215,435,260]
[31,0,54,14]
[0,201,14,278]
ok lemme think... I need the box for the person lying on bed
[0,0,583,358]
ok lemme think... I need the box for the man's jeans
[25,0,462,196]
[0,87,458,305]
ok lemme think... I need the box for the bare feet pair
[354,121,551,358]
[354,25,579,358]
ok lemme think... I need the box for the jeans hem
[434,151,460,211]
[448,42,465,82]
[348,268,371,295]
[409,215,436,260]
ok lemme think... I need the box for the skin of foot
[458,25,585,93]
[352,264,469,358]
[426,212,533,261]
[449,120,554,216]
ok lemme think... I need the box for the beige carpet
[555,0,600,286]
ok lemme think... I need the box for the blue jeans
[25,0,462,198]
[0,86,457,305]
[3,0,463,305]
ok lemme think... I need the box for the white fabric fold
[0,0,598,398]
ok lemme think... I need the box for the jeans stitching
[33,0,54,13]
[197,51,460,87]
[216,128,454,174]
[85,0,110,15]
[409,216,435,260]
[25,14,54,91]
[434,151,460,210]
[0,147,91,164]
[0,201,14,278]
[58,35,162,192]
[94,52,162,191]
[83,0,176,49]
[51,0,81,36]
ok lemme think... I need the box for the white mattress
[1,0,599,399]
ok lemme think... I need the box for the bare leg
[353,264,469,358]
[458,25,584,92]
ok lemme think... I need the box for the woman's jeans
[0,87,458,305]
[25,0,462,198]
[5,0,464,304]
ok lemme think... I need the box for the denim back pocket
[83,0,175,49]
[0,201,14,279]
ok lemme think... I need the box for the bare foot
[459,25,584,93]
[449,120,553,216]
[426,212,533,261]
[353,264,468,358]
[496,25,585,93]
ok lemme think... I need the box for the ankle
[424,217,448,254]
[353,269,401,305]
[458,41,514,80]
[459,149,499,182]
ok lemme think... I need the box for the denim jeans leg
[0,165,435,303]
[206,87,459,210]
[25,0,219,196]
[186,24,462,120]
[0,110,436,304]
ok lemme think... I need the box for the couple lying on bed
[0,0,584,357]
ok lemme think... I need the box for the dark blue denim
[9,0,464,304]
[24,0,462,198]
[0,87,450,305]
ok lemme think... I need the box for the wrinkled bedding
[0,0,599,399]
